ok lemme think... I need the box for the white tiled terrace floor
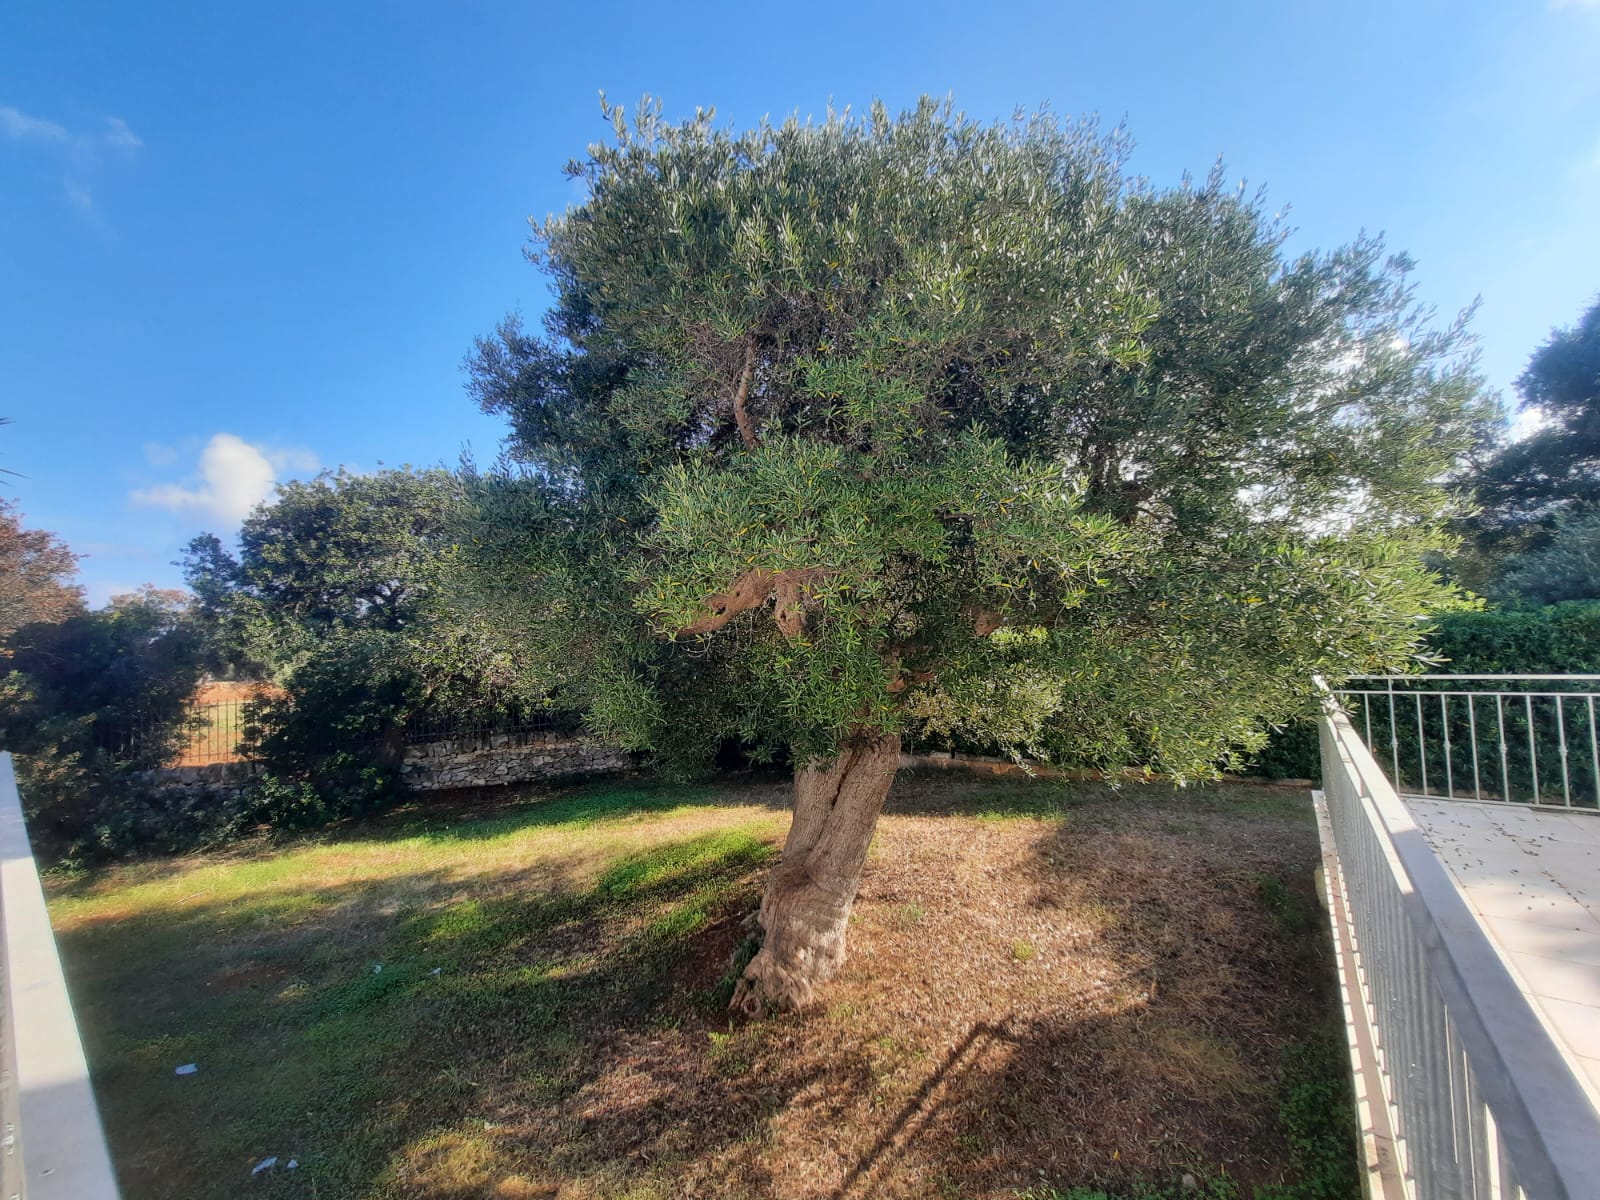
[1404,798,1600,1107]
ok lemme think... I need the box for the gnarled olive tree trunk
[732,732,901,1015]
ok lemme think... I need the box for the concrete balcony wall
[0,752,120,1199]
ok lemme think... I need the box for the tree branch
[967,606,1005,636]
[732,334,759,449]
[674,566,828,638]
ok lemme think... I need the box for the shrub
[1,591,206,856]
[239,630,414,823]
[1250,600,1600,789]
[1426,600,1600,673]
[1248,719,1322,783]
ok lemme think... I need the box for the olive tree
[458,99,1490,1013]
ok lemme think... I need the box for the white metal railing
[1313,680,1600,1200]
[1333,676,1600,810]
[0,753,121,1199]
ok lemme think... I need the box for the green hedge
[1252,601,1600,785]
[1425,602,1600,673]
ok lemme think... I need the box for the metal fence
[1314,678,1600,1200]
[0,753,122,1199]
[1332,676,1600,810]
[92,701,249,768]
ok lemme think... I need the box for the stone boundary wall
[400,731,632,792]
[132,732,631,798]
[132,761,258,800]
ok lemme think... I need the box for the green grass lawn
[48,773,1356,1200]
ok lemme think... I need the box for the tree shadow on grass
[864,813,1348,1200]
[44,767,1302,910]
[740,792,1338,1200]
[371,777,793,844]
[40,775,792,904]
[55,827,855,1200]
[884,768,1313,825]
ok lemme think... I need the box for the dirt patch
[209,959,290,994]
[500,786,1326,1199]
[192,681,279,705]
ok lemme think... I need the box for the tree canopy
[1493,508,1600,605]
[463,99,1487,768]
[183,467,466,673]
[1,586,207,849]
[183,467,548,820]
[1469,296,1600,555]
[0,500,83,645]
[456,98,1491,1010]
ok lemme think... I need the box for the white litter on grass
[373,963,383,974]
[430,967,442,976]
[251,1157,277,1175]
[174,1064,198,1076]
[287,1159,299,1170]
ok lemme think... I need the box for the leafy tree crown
[461,98,1489,775]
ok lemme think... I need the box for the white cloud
[131,433,320,526]
[0,104,68,141]
[6,103,142,223]
[267,446,320,473]
[1509,406,1553,441]
[1,104,142,151]
[103,116,142,150]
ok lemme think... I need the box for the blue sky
[3,0,1598,605]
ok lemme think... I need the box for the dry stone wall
[131,761,259,800]
[135,732,630,799]
[400,731,632,791]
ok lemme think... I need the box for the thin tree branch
[674,566,828,638]
[733,334,759,449]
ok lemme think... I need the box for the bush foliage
[0,588,207,854]
[1252,600,1600,784]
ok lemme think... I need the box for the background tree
[185,467,546,817]
[456,99,1491,1013]
[1489,508,1600,606]
[1466,296,1600,574]
[0,500,84,645]
[183,467,466,673]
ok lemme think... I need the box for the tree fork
[731,732,902,1015]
